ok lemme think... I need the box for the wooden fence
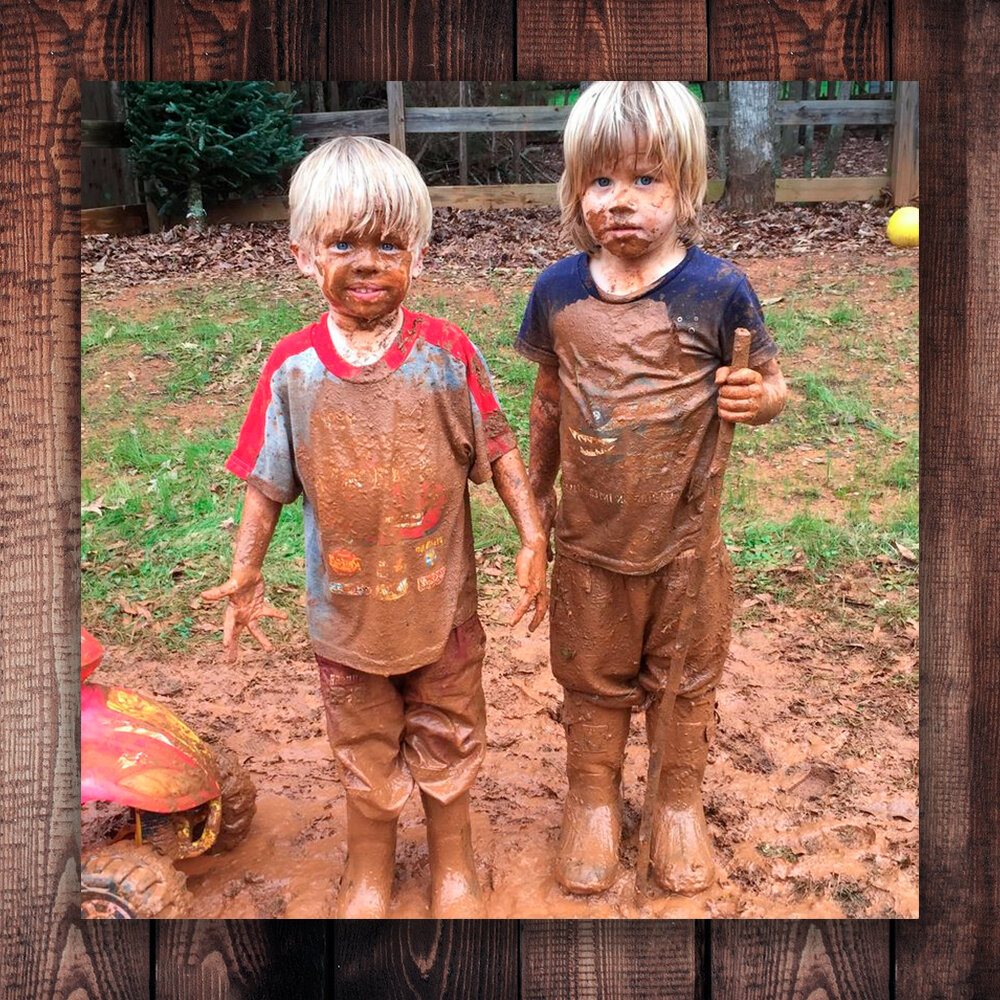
[81,83,918,235]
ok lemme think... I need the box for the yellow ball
[887,207,919,247]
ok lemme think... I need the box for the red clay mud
[84,576,918,919]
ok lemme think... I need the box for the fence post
[890,82,918,206]
[388,82,406,154]
[458,82,469,186]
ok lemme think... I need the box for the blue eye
[595,177,612,188]
[334,240,351,251]
[379,242,398,252]
[637,176,654,186]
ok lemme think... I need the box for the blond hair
[558,82,708,252]
[289,136,433,259]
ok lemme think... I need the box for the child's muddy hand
[715,366,764,424]
[201,568,287,662]
[510,544,550,632]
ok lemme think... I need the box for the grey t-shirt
[228,308,516,673]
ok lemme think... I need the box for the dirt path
[84,574,917,919]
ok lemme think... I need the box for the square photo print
[80,80,918,919]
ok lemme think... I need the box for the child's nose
[353,248,380,271]
[610,183,635,209]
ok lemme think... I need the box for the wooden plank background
[0,0,977,997]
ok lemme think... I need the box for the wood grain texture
[0,3,82,997]
[335,921,517,1000]
[152,0,326,79]
[713,922,889,1000]
[521,920,698,1000]
[708,0,888,77]
[156,921,326,999]
[331,0,513,79]
[516,0,706,79]
[894,5,997,997]
[81,0,149,79]
[53,924,150,1000]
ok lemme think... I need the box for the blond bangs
[289,136,433,257]
[559,82,708,252]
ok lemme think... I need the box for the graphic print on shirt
[559,295,694,471]
[303,386,449,602]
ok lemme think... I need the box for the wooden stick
[635,327,752,900]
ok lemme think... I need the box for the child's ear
[290,242,316,277]
[410,246,425,280]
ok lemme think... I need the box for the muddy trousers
[316,615,488,822]
[550,543,733,892]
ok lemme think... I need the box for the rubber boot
[336,800,398,918]
[648,696,716,894]
[422,791,487,918]
[555,693,631,894]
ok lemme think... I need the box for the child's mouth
[347,286,387,301]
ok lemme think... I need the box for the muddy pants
[549,537,734,711]
[316,614,487,821]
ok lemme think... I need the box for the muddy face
[581,149,679,262]
[313,231,421,332]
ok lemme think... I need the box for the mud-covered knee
[345,769,414,821]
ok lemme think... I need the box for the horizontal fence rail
[82,99,897,148]
[81,174,893,236]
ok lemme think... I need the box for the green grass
[889,267,914,294]
[83,274,917,648]
[795,370,896,440]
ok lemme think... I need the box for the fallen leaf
[117,596,153,622]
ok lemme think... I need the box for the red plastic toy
[80,627,256,918]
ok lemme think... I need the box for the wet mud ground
[85,573,917,919]
[82,245,918,918]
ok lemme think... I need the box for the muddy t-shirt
[515,246,778,574]
[227,308,517,675]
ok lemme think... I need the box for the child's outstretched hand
[714,365,764,424]
[510,542,549,632]
[201,566,287,662]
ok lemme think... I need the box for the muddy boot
[336,801,398,918]
[648,696,716,894]
[555,694,631,894]
[422,791,487,918]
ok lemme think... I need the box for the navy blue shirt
[516,246,778,573]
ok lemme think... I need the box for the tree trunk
[717,81,729,181]
[186,178,207,231]
[723,82,776,213]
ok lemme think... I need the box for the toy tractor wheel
[81,842,192,919]
[209,746,257,853]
